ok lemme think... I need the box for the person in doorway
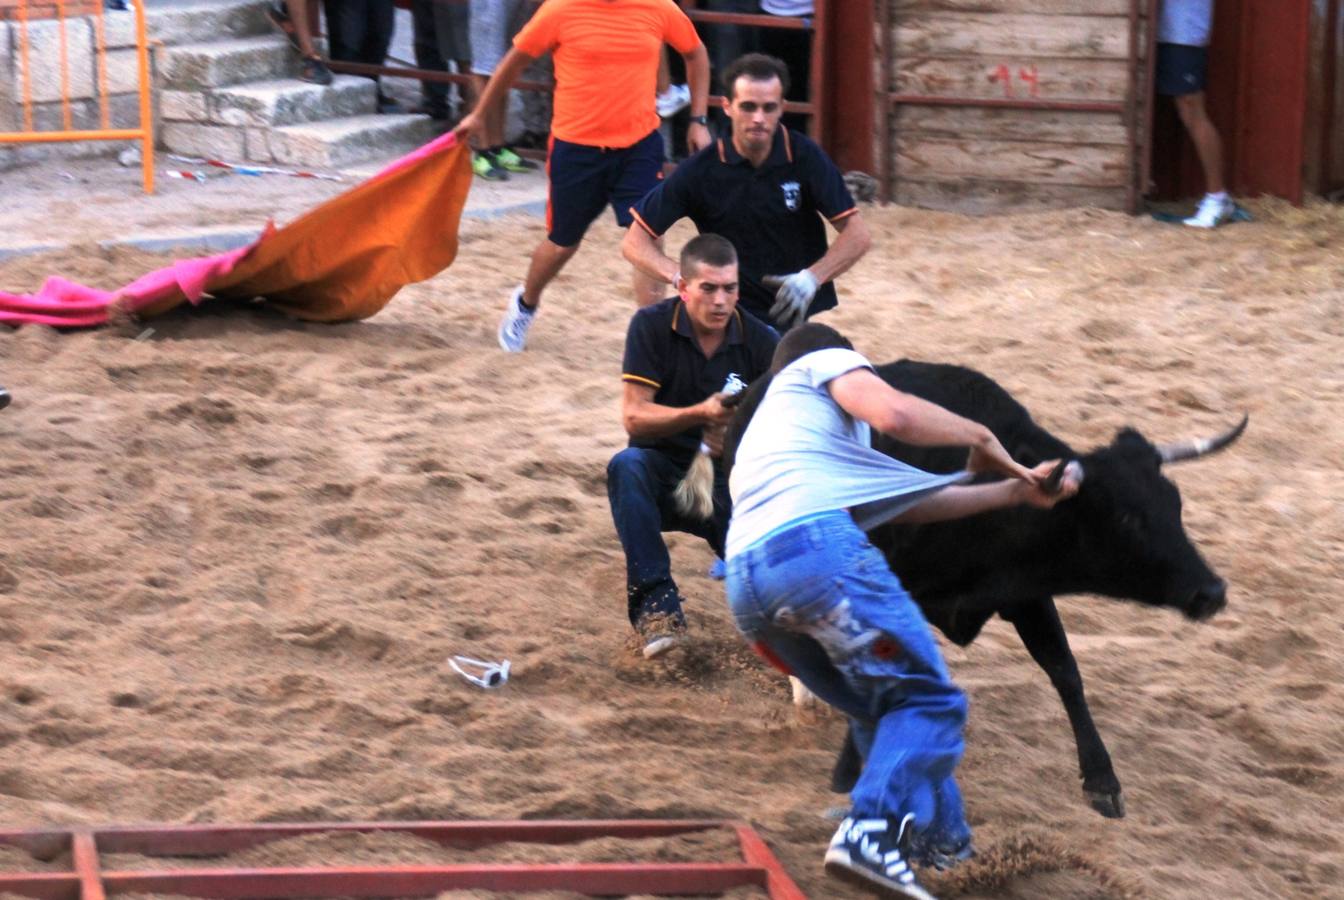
[453,0,712,351]
[322,0,400,113]
[724,323,1077,899]
[608,234,777,659]
[622,53,870,333]
[411,0,474,121]
[1157,0,1234,227]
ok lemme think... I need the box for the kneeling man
[607,234,778,658]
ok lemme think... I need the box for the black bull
[723,358,1246,819]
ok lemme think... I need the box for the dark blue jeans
[607,447,729,627]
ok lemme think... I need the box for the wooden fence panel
[879,0,1147,212]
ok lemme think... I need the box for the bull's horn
[1157,414,1249,464]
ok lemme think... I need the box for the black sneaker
[824,814,937,900]
[300,56,332,86]
[410,102,451,122]
[634,611,687,660]
[910,834,975,872]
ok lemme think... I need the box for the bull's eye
[1118,512,1142,534]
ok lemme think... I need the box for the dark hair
[721,53,791,100]
[679,233,738,277]
[722,324,854,475]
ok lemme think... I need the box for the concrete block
[158,36,294,91]
[104,48,144,95]
[211,75,376,128]
[100,7,138,49]
[161,121,246,160]
[147,0,271,46]
[269,114,438,169]
[161,89,208,122]
[244,126,273,161]
[21,18,96,103]
[13,137,133,165]
[23,92,144,133]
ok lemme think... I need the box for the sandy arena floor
[0,173,1342,899]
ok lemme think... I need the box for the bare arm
[681,43,712,153]
[808,213,872,285]
[622,382,733,440]
[622,222,679,286]
[827,368,1040,484]
[894,461,1078,523]
[451,48,536,141]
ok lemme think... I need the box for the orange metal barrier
[0,0,155,193]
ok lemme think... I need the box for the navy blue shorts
[1156,42,1208,96]
[546,129,664,248]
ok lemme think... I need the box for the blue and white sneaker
[824,814,937,900]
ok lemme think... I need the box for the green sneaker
[472,152,508,181]
[494,146,539,172]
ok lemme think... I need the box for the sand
[0,191,1342,900]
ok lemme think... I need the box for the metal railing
[0,0,155,192]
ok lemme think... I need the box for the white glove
[763,269,819,329]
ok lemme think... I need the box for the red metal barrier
[0,819,806,900]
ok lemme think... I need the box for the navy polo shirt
[630,126,858,328]
[622,297,778,463]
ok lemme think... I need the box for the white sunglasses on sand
[448,655,510,689]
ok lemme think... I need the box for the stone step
[158,35,296,91]
[262,114,440,168]
[147,0,273,46]
[201,76,378,128]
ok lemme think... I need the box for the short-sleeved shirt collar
[671,300,747,347]
[717,125,794,169]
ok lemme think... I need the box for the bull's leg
[1000,597,1125,818]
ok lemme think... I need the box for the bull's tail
[672,447,716,520]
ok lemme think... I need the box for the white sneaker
[497,286,535,352]
[655,83,691,118]
[1183,193,1235,228]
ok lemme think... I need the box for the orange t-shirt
[514,0,702,149]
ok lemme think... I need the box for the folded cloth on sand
[0,132,472,327]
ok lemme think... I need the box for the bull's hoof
[1086,789,1126,818]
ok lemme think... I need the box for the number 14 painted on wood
[989,64,1041,98]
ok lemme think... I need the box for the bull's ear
[1114,428,1162,466]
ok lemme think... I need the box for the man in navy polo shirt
[608,234,778,659]
[622,53,872,332]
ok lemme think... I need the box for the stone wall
[0,5,146,169]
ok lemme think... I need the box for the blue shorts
[546,129,664,248]
[1156,42,1208,96]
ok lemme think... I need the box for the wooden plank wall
[880,0,1145,212]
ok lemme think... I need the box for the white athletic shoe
[1183,193,1235,229]
[655,83,691,118]
[497,286,535,353]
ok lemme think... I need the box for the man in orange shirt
[454,0,712,352]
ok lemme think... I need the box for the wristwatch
[689,115,709,126]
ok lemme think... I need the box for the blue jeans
[726,511,970,847]
[607,447,729,627]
